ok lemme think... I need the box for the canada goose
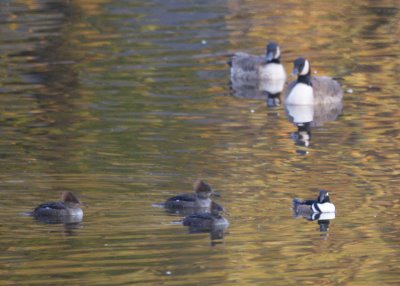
[228,42,286,106]
[284,57,343,105]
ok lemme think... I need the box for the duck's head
[193,180,213,199]
[317,190,331,203]
[291,57,311,76]
[265,42,281,62]
[61,192,83,208]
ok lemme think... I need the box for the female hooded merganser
[164,180,216,210]
[33,192,84,222]
[293,190,336,215]
[284,57,343,106]
[182,201,229,231]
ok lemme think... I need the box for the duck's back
[33,202,69,218]
[164,193,197,208]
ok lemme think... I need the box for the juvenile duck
[284,57,343,106]
[182,201,229,231]
[164,180,215,210]
[293,190,336,215]
[229,42,286,83]
[33,192,84,222]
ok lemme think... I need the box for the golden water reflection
[0,0,399,285]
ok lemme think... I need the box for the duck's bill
[211,191,221,197]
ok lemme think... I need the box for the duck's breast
[315,202,336,213]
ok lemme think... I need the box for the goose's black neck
[297,70,312,86]
[297,122,311,132]
[267,58,281,64]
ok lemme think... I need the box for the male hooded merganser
[33,192,84,222]
[284,57,343,106]
[182,201,229,232]
[293,190,336,215]
[164,180,216,210]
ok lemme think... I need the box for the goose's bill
[291,67,299,76]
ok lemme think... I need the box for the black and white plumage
[293,190,336,216]
[32,191,84,223]
[228,42,286,106]
[284,57,343,106]
[164,180,215,210]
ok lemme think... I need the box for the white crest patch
[300,59,310,75]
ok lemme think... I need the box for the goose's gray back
[230,52,265,82]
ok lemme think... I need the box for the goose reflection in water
[285,101,343,147]
[230,77,286,107]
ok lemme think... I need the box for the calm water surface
[0,0,399,285]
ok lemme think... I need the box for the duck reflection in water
[31,192,84,231]
[182,201,229,242]
[293,190,336,232]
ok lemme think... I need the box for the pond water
[0,0,399,285]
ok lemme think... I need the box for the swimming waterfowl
[229,42,286,82]
[33,192,84,222]
[293,190,336,216]
[182,201,229,231]
[284,57,343,106]
[164,180,216,210]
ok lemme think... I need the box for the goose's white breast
[286,83,314,105]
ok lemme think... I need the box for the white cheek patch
[300,60,309,75]
[275,47,280,59]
